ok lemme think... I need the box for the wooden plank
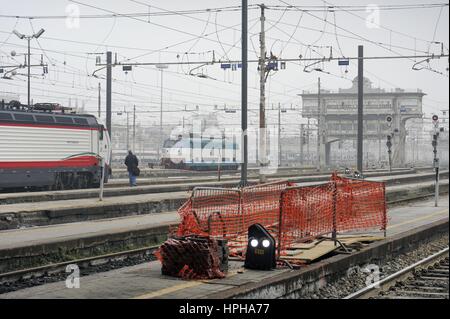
[281,240,339,262]
[284,249,306,256]
[287,241,321,250]
[281,235,385,263]
[339,236,384,245]
[337,235,384,241]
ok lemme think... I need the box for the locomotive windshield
[163,139,177,148]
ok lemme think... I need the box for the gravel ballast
[305,234,449,299]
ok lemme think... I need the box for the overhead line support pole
[133,105,136,152]
[278,103,281,166]
[259,3,267,183]
[27,37,31,108]
[240,0,248,187]
[357,45,364,173]
[317,77,321,171]
[160,68,163,160]
[106,51,112,139]
[98,82,101,118]
[299,124,304,166]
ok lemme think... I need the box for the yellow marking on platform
[133,280,203,299]
[387,209,449,230]
[132,268,243,299]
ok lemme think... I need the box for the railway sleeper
[392,290,448,298]
[405,279,448,288]
[402,285,447,291]
[417,275,449,281]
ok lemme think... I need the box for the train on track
[0,101,111,191]
[161,136,239,171]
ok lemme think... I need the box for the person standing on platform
[125,150,140,187]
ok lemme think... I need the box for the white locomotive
[0,102,111,190]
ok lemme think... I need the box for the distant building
[300,77,425,168]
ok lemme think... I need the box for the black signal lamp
[244,224,276,270]
[432,115,439,123]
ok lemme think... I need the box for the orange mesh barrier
[176,187,241,239]
[278,183,335,254]
[175,174,387,259]
[237,181,294,255]
[175,181,293,257]
[331,173,387,233]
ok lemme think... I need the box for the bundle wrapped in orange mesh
[154,236,228,280]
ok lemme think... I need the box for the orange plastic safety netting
[277,182,335,254]
[331,173,387,233]
[175,174,387,258]
[176,187,241,239]
[237,181,294,255]
[175,181,293,256]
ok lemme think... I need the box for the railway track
[345,247,449,299]
[0,246,159,294]
[1,169,447,206]
[0,177,447,295]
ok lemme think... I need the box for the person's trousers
[128,171,137,186]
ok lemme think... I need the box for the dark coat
[125,154,139,173]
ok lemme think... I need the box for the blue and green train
[161,136,240,171]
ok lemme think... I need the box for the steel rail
[344,247,449,299]
[0,245,159,284]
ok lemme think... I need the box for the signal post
[432,115,440,207]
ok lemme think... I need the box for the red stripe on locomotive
[0,156,99,169]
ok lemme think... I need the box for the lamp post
[278,104,288,167]
[156,64,168,161]
[117,110,130,151]
[13,29,45,108]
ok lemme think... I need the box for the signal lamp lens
[250,239,259,248]
[262,239,270,248]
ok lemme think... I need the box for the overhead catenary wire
[318,0,448,45]
[263,18,438,55]
[0,3,446,19]
[0,36,302,100]
[277,0,449,76]
[68,0,250,61]
[2,1,447,120]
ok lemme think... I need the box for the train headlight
[244,224,276,270]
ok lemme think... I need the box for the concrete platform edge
[203,218,450,299]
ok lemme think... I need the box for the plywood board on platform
[287,241,322,250]
[339,236,384,245]
[281,236,385,263]
[281,240,339,262]
[284,249,306,256]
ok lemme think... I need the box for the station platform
[1,197,448,299]
[0,191,188,230]
[0,211,179,251]
[0,169,431,206]
[106,168,425,188]
[0,180,448,260]
[109,166,318,179]
[0,174,447,230]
